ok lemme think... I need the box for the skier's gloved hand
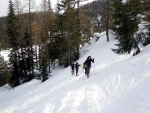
[92,58,94,63]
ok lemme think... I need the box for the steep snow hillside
[0,32,150,113]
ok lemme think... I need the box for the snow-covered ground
[0,50,10,61]
[0,31,150,113]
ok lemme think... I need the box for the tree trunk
[106,0,109,42]
[29,0,34,77]
[20,40,27,79]
[67,0,71,66]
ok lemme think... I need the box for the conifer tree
[137,0,150,46]
[27,0,35,78]
[36,0,54,81]
[74,0,81,61]
[23,30,34,81]
[54,0,81,67]
[52,9,68,66]
[47,0,54,72]
[106,0,110,42]
[14,0,30,83]
[39,43,49,82]
[112,0,140,55]
[7,0,20,87]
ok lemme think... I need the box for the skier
[70,63,75,75]
[75,62,80,76]
[84,56,94,78]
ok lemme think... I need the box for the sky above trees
[0,0,94,17]
[0,0,57,17]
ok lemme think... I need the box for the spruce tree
[28,0,35,78]
[7,0,20,87]
[137,0,150,46]
[38,29,49,82]
[52,1,70,67]
[14,0,29,83]
[39,44,49,82]
[112,0,140,55]
[70,0,81,62]
[54,0,81,67]
[106,0,110,42]
[22,30,34,81]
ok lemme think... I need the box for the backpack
[83,61,86,68]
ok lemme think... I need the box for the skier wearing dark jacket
[84,56,94,78]
[71,63,75,75]
[75,62,80,76]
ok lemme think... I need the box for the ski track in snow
[0,31,150,113]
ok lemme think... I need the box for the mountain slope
[0,32,150,113]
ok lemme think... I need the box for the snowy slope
[0,32,150,113]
